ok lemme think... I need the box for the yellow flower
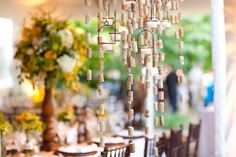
[44,51,57,59]
[31,27,42,38]
[64,73,74,81]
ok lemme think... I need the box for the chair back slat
[102,143,130,157]
[168,125,184,157]
[186,121,201,157]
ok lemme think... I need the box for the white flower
[57,55,76,73]
[58,29,74,48]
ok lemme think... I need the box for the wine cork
[153,75,158,83]
[160,115,165,126]
[138,35,144,45]
[100,136,105,147]
[158,52,165,62]
[154,101,158,111]
[87,47,92,58]
[179,41,184,49]
[85,0,91,6]
[157,39,163,49]
[139,4,144,17]
[140,53,145,65]
[86,33,91,43]
[178,74,185,84]
[139,17,144,28]
[98,47,104,58]
[153,86,158,95]
[131,57,136,68]
[154,147,159,156]
[153,55,158,67]
[145,126,149,135]
[99,121,105,132]
[127,84,132,90]
[158,91,164,100]
[179,27,184,38]
[98,11,103,22]
[100,103,105,115]
[144,55,150,67]
[157,25,163,35]
[128,91,133,103]
[128,126,134,136]
[127,74,134,85]
[154,134,159,142]
[158,79,163,88]
[132,41,138,52]
[154,117,159,128]
[175,31,180,40]
[128,109,134,121]
[87,69,92,81]
[159,102,164,112]
[145,109,150,118]
[158,64,163,75]
[98,73,104,83]
[175,15,179,24]
[98,85,103,96]
[85,14,91,24]
[98,61,104,70]
[98,36,103,44]
[121,13,125,26]
[130,143,135,153]
[179,55,184,65]
[98,0,103,9]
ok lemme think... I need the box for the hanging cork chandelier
[84,0,185,155]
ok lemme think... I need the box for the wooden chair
[167,125,184,157]
[144,135,168,157]
[144,137,155,157]
[101,143,130,157]
[185,121,201,157]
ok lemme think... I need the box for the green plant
[58,105,76,123]
[0,113,13,133]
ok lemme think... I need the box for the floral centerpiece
[0,113,13,156]
[16,112,44,132]
[58,105,76,123]
[14,12,87,151]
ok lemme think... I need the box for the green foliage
[163,15,211,72]
[58,105,76,123]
